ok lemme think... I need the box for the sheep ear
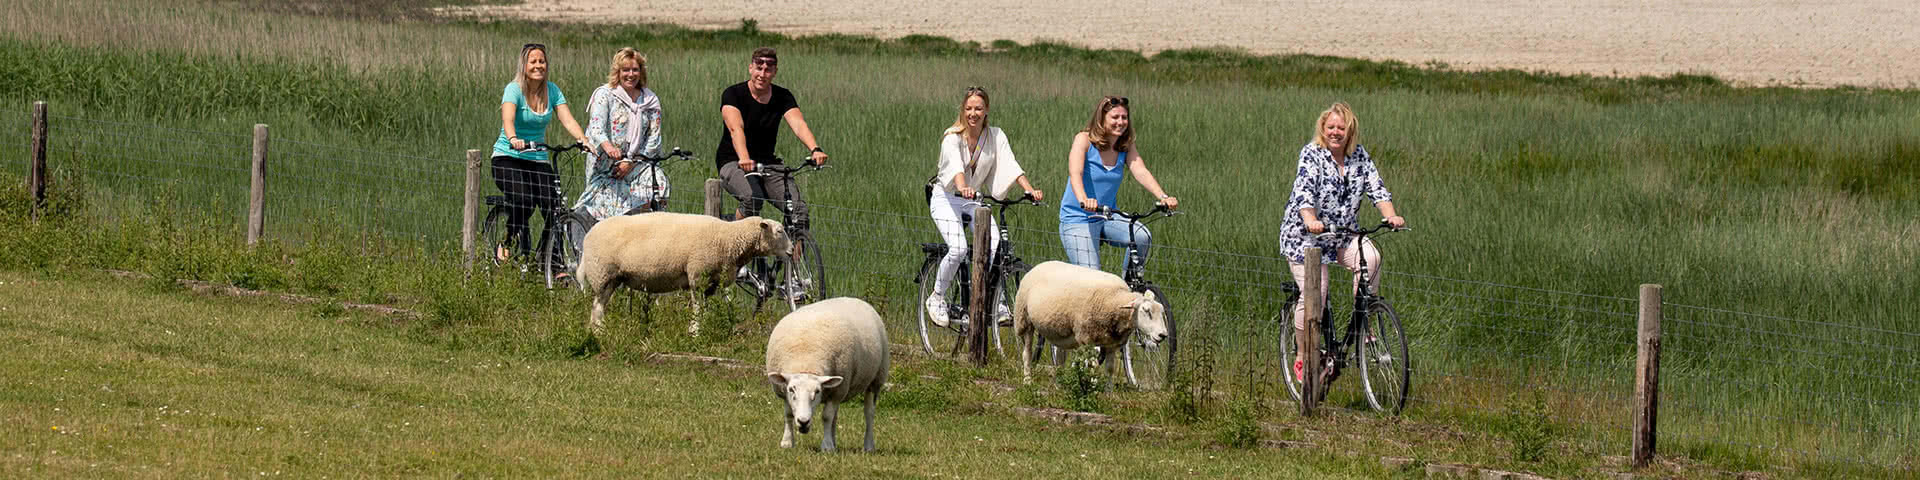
[1142,289,1157,302]
[767,373,789,388]
[760,219,777,232]
[820,376,844,389]
[1121,295,1140,310]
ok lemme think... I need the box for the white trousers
[929,191,1002,303]
[1287,237,1382,330]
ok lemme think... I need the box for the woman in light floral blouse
[1278,102,1407,379]
[574,48,666,221]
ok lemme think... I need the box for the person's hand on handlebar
[1385,215,1406,229]
[737,158,756,172]
[1157,195,1180,210]
[1079,197,1099,212]
[956,185,977,199]
[1304,218,1327,234]
[807,148,829,167]
[1027,189,1045,203]
[509,137,528,151]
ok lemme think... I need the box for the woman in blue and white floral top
[1278,102,1407,379]
[575,47,666,221]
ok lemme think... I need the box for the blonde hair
[513,43,549,112]
[942,86,990,137]
[604,48,648,88]
[1313,102,1360,159]
[1082,96,1134,153]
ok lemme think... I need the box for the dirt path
[442,0,1918,88]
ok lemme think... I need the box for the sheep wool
[1011,261,1169,382]
[764,297,890,452]
[577,212,791,334]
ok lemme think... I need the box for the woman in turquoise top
[1058,96,1179,271]
[492,43,588,264]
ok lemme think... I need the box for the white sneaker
[925,295,950,328]
[995,304,1014,327]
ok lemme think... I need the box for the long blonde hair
[604,48,648,88]
[1082,96,1134,153]
[1313,102,1360,159]
[942,86,989,137]
[513,43,550,112]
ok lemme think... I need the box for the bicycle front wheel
[781,231,827,310]
[1277,295,1307,403]
[543,214,587,290]
[1357,299,1410,414]
[914,256,967,356]
[1122,285,1177,390]
[479,206,510,273]
[988,260,1029,359]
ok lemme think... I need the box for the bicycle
[728,154,829,312]
[478,142,591,290]
[1276,220,1411,414]
[557,146,698,251]
[913,192,1043,358]
[1065,203,1183,389]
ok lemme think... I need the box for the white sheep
[764,297,890,452]
[576,212,792,335]
[1011,261,1169,383]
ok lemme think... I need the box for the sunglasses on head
[523,43,545,52]
[752,57,778,67]
[965,86,986,94]
[1105,96,1129,107]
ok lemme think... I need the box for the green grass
[3,0,1917,475]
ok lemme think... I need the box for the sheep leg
[820,401,839,452]
[1097,346,1118,382]
[589,281,617,335]
[862,390,877,453]
[1018,325,1034,384]
[780,403,796,448]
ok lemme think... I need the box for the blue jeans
[1059,220,1152,272]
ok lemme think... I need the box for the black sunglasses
[523,43,546,52]
[1105,96,1129,107]
[965,86,986,94]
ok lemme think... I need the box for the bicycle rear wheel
[1357,299,1410,414]
[1122,285,1177,390]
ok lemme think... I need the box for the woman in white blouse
[924,86,1043,327]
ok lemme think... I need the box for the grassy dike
[3,0,1916,476]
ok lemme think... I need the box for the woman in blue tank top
[1058,96,1179,271]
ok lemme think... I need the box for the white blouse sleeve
[986,127,1025,199]
[935,133,965,193]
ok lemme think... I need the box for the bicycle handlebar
[1089,203,1181,222]
[966,191,1044,208]
[523,142,589,153]
[619,147,697,166]
[748,153,831,176]
[1312,219,1410,240]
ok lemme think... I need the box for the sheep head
[768,372,843,434]
[1125,290,1170,348]
[740,216,794,258]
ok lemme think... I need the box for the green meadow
[2,0,1914,476]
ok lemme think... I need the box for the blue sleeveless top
[1058,146,1127,224]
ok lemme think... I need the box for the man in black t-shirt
[716,46,830,229]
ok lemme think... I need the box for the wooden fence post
[1299,246,1323,416]
[246,124,268,247]
[967,206,993,366]
[27,101,46,220]
[462,149,484,273]
[703,178,725,218]
[1632,284,1664,468]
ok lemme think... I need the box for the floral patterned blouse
[573,85,665,220]
[1279,142,1393,264]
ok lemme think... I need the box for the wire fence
[15,107,1916,473]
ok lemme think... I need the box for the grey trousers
[717,161,809,228]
